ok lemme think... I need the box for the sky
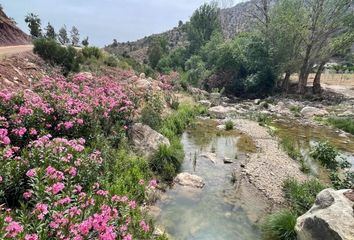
[1,0,244,47]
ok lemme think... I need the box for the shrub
[104,55,118,67]
[261,209,297,240]
[310,141,339,170]
[283,178,326,215]
[150,143,184,181]
[81,46,102,59]
[327,117,354,135]
[141,94,164,130]
[33,38,80,75]
[225,120,234,131]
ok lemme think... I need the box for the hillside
[105,1,256,62]
[0,6,31,46]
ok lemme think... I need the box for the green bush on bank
[310,141,339,170]
[33,38,80,75]
[150,104,205,181]
[261,209,297,240]
[283,178,326,216]
[327,117,354,135]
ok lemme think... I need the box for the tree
[82,37,89,47]
[112,39,118,47]
[296,0,354,94]
[147,37,168,69]
[58,26,69,45]
[178,20,183,27]
[24,13,42,38]
[267,0,307,91]
[70,26,80,46]
[186,3,221,54]
[45,22,56,40]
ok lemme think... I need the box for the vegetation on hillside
[112,1,354,97]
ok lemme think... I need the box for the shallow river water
[155,120,261,240]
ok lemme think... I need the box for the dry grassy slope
[0,8,31,46]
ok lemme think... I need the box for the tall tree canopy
[25,13,42,38]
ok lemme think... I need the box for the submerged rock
[174,173,205,188]
[208,105,237,119]
[130,123,170,157]
[223,157,234,164]
[296,188,354,240]
[300,106,329,118]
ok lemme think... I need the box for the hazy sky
[2,0,245,47]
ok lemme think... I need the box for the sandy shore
[234,119,307,204]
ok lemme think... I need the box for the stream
[154,116,354,240]
[155,120,261,240]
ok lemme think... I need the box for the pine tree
[70,26,80,46]
[58,26,69,45]
[45,22,56,40]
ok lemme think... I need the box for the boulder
[300,106,329,118]
[174,173,205,188]
[198,100,212,108]
[338,110,354,117]
[296,188,354,240]
[130,123,170,157]
[208,105,237,119]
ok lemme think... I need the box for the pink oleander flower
[64,121,74,130]
[52,182,65,195]
[23,191,32,199]
[12,127,27,137]
[68,167,77,177]
[128,200,136,209]
[26,168,36,178]
[149,179,158,189]
[0,176,2,183]
[123,234,132,240]
[35,203,49,218]
[96,190,109,196]
[29,128,38,136]
[5,221,23,238]
[25,234,38,240]
[139,220,150,233]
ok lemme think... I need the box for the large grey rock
[198,100,212,108]
[300,106,329,118]
[208,105,237,119]
[296,189,354,240]
[130,123,170,157]
[174,173,205,188]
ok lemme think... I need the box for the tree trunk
[298,45,312,94]
[313,61,326,94]
[282,71,291,93]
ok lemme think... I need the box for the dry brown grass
[290,73,354,87]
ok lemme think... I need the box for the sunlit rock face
[296,188,354,240]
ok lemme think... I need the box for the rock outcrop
[300,106,329,118]
[130,123,170,157]
[0,7,30,46]
[208,105,237,119]
[296,189,354,240]
[174,173,205,188]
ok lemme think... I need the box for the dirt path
[0,45,33,58]
[322,83,354,99]
[233,119,307,204]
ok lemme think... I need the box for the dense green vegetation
[327,117,354,135]
[262,178,326,240]
[151,104,206,181]
[262,209,297,240]
[143,0,354,97]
